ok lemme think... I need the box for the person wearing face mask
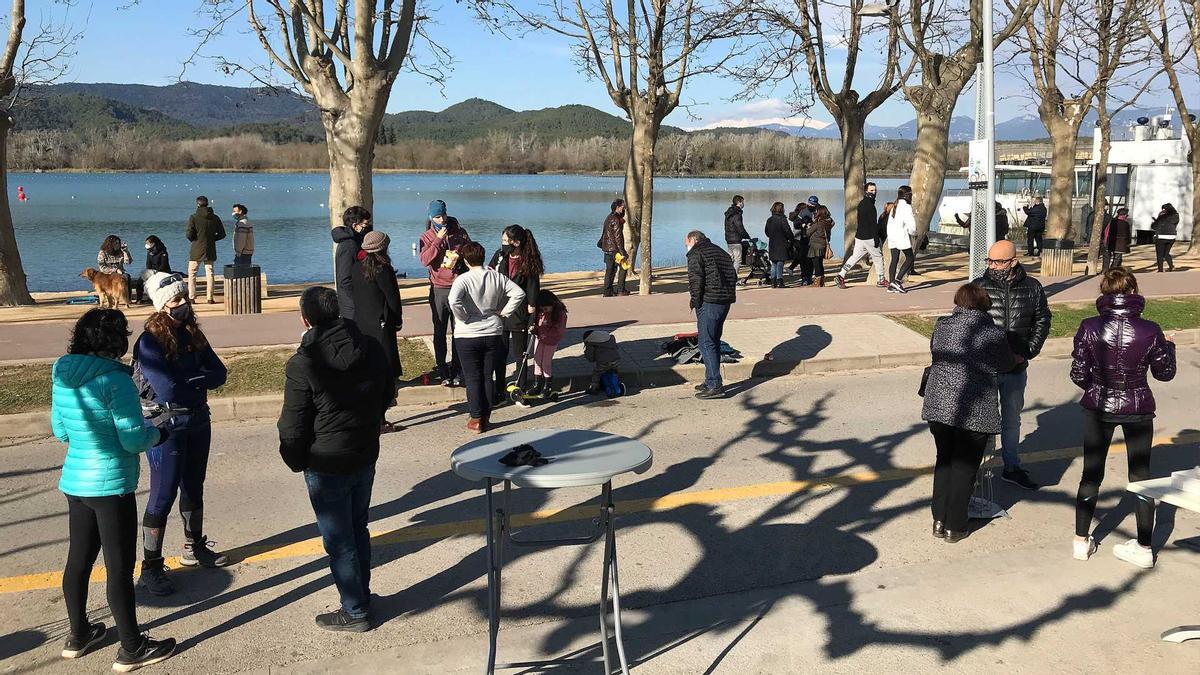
[972,239,1052,491]
[419,199,472,386]
[488,224,543,401]
[132,272,230,597]
[1150,203,1179,273]
[835,182,888,289]
[135,236,171,305]
[333,206,373,322]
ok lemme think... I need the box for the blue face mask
[433,220,446,231]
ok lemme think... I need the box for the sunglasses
[985,257,1016,265]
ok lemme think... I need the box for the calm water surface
[11,173,963,292]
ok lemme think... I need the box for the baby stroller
[739,238,772,286]
[506,330,558,406]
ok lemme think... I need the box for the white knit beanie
[146,272,188,311]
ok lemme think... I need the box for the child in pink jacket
[529,290,568,397]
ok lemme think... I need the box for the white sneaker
[1073,537,1097,561]
[1112,539,1154,568]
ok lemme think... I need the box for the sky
[50,1,1185,130]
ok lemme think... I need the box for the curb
[3,329,1196,441]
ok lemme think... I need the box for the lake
[10,172,964,292]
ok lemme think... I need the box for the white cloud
[688,98,832,131]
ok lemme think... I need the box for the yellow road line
[2,432,1196,595]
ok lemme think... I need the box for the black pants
[602,252,628,295]
[64,493,142,652]
[1027,233,1043,256]
[494,329,529,396]
[1106,251,1124,270]
[1076,412,1154,545]
[889,248,914,284]
[1155,239,1175,272]
[809,255,825,279]
[456,335,502,419]
[928,421,988,532]
[429,286,459,380]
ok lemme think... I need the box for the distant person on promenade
[278,287,394,632]
[685,230,737,399]
[953,202,1010,243]
[449,242,525,432]
[97,235,133,302]
[134,272,230,597]
[489,224,542,400]
[1022,196,1047,257]
[723,195,750,268]
[599,198,630,296]
[352,231,404,391]
[922,284,1020,543]
[333,205,373,322]
[835,182,886,289]
[806,205,834,287]
[185,196,225,304]
[1151,203,1179,272]
[789,196,819,281]
[51,309,178,670]
[972,239,1051,491]
[1069,268,1176,566]
[419,199,472,386]
[764,202,792,289]
[1102,207,1132,271]
[885,186,917,294]
[137,236,171,304]
[232,203,254,266]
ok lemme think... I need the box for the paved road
[2,264,1197,361]
[3,350,1199,672]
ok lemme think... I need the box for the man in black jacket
[835,182,887,289]
[599,199,630,296]
[332,205,373,321]
[1022,197,1047,256]
[973,239,1052,490]
[686,230,737,399]
[277,286,393,633]
[724,195,751,268]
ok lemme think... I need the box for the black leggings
[456,335,502,419]
[1155,239,1175,272]
[928,421,988,532]
[64,494,142,652]
[809,255,825,279]
[889,248,914,283]
[1075,412,1154,545]
[429,286,460,380]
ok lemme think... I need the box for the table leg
[485,479,505,675]
[599,482,613,674]
[1161,625,1200,642]
[598,482,631,675]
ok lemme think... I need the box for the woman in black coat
[764,202,793,289]
[489,224,544,399]
[351,231,403,384]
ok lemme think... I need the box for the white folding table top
[451,428,653,488]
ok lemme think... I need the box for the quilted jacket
[1070,294,1176,416]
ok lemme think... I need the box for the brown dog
[80,267,129,309]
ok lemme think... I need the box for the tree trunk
[839,115,867,250]
[1086,122,1111,275]
[626,118,659,295]
[908,107,953,241]
[322,107,381,228]
[0,116,33,306]
[1043,117,1082,240]
[1187,129,1200,257]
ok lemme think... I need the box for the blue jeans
[997,370,1027,469]
[696,302,730,390]
[304,464,375,619]
[770,260,784,280]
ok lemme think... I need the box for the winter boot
[814,276,825,287]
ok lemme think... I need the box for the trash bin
[1039,238,1075,277]
[223,264,262,315]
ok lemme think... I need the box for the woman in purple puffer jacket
[1069,268,1176,568]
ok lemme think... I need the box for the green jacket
[51,354,160,497]
[186,206,226,262]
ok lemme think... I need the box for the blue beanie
[428,200,447,219]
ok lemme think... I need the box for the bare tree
[743,1,913,248]
[195,1,435,229]
[0,0,80,306]
[476,1,749,294]
[1144,0,1200,257]
[1083,0,1157,274]
[902,0,1033,241]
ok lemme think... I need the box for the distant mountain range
[15,81,1175,144]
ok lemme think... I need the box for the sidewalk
[1,247,1197,362]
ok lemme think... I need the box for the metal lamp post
[968,1,997,281]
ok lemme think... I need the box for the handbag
[824,244,834,260]
[918,366,931,397]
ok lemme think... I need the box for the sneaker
[1073,537,1098,561]
[886,283,899,293]
[877,278,889,288]
[112,635,176,672]
[892,282,908,294]
[1001,468,1040,491]
[694,383,709,392]
[835,276,848,289]
[1112,539,1155,568]
[136,563,175,596]
[315,609,370,633]
[62,623,106,659]
[695,387,726,400]
[181,536,230,568]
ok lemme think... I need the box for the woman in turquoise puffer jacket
[51,309,177,671]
